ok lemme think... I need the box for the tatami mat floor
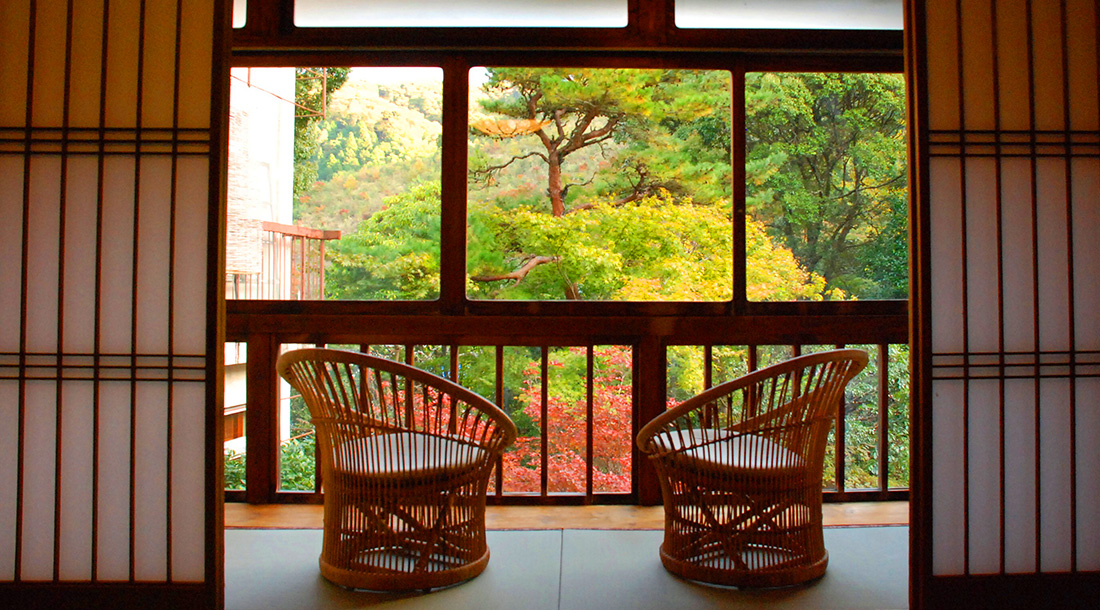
[225,526,909,610]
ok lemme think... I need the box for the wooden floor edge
[225,501,909,530]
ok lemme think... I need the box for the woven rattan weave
[637,349,868,588]
[277,348,517,591]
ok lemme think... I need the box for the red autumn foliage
[500,346,633,493]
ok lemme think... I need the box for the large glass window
[226,66,907,305]
[226,1,910,506]
[226,66,443,301]
[745,72,908,301]
[466,67,733,301]
[676,0,903,30]
[294,0,628,28]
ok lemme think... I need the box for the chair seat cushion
[334,431,488,480]
[654,429,805,475]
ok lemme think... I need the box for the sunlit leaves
[325,182,441,300]
[745,72,908,300]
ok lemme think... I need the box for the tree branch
[471,256,560,284]
[826,173,905,201]
[470,151,548,181]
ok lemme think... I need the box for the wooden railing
[223,310,909,506]
[225,222,341,301]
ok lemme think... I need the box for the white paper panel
[99,157,136,355]
[1030,0,1067,133]
[170,383,206,581]
[295,0,627,27]
[932,379,967,575]
[1035,159,1070,353]
[967,379,1002,574]
[1003,377,1037,573]
[1071,159,1100,351]
[133,383,168,581]
[960,0,996,132]
[62,157,101,354]
[994,0,1031,132]
[20,381,58,580]
[1066,0,1100,131]
[135,158,172,355]
[173,159,209,355]
[142,0,180,129]
[179,0,216,130]
[0,157,25,351]
[104,0,141,129]
[0,2,31,125]
[95,382,132,581]
[964,159,999,353]
[2,0,216,589]
[925,0,960,131]
[1076,378,1100,570]
[58,383,94,581]
[998,158,1036,353]
[0,382,18,580]
[233,0,247,28]
[1038,379,1073,571]
[929,157,965,353]
[29,0,67,129]
[676,0,902,30]
[68,0,107,129]
[25,157,62,352]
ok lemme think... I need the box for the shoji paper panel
[0,0,219,596]
[922,0,1100,579]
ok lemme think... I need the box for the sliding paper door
[0,0,225,607]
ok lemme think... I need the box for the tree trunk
[547,152,565,216]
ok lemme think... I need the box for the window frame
[227,49,905,317]
[223,0,910,506]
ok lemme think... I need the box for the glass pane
[545,347,587,493]
[591,346,632,493]
[500,346,542,493]
[745,72,909,301]
[676,0,903,30]
[278,395,317,492]
[843,344,880,491]
[666,345,704,408]
[226,67,443,302]
[468,67,733,302]
[754,345,793,369]
[233,0,246,28]
[886,344,911,489]
[223,342,247,490]
[295,0,627,28]
[279,343,319,491]
[710,345,749,386]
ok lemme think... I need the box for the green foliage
[224,452,245,490]
[472,68,733,215]
[324,182,441,300]
[294,68,350,200]
[820,344,910,490]
[279,435,316,492]
[745,72,908,299]
[466,191,823,301]
[223,436,319,492]
[295,78,442,232]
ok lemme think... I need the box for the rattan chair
[276,348,517,591]
[637,349,868,588]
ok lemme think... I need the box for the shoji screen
[0,0,224,607]
[913,0,1100,607]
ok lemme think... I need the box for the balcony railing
[222,328,910,506]
[226,221,341,301]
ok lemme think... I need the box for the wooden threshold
[225,501,909,530]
